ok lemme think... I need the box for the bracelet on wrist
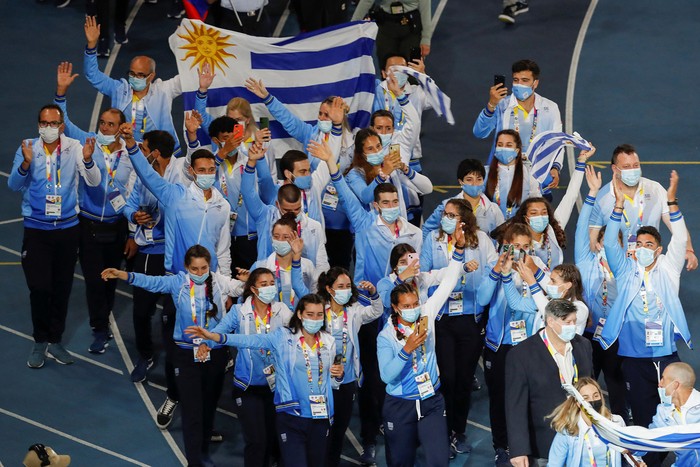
[667,201,679,206]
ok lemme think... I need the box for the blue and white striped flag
[169,19,378,149]
[564,384,700,453]
[390,65,454,125]
[525,131,592,184]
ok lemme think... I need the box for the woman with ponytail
[317,267,383,467]
[101,244,245,467]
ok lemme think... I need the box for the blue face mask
[400,306,421,323]
[189,271,209,285]
[555,323,577,342]
[303,318,324,334]
[440,216,457,234]
[658,384,674,406]
[317,119,333,134]
[380,206,400,224]
[396,265,411,277]
[494,147,518,165]
[379,133,392,147]
[528,215,549,233]
[395,72,409,88]
[461,183,483,198]
[546,284,562,299]
[636,247,657,268]
[366,148,387,166]
[333,288,353,306]
[272,239,292,256]
[96,131,116,146]
[512,83,533,101]
[129,76,149,92]
[295,212,304,223]
[195,173,216,190]
[620,168,642,187]
[256,285,277,304]
[294,175,312,191]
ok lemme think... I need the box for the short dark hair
[512,59,540,79]
[370,110,394,127]
[389,243,417,271]
[191,148,216,167]
[273,212,298,233]
[287,294,326,333]
[143,130,175,158]
[382,52,407,70]
[317,267,359,307]
[38,104,63,122]
[636,225,662,246]
[280,150,308,179]
[503,222,532,244]
[611,144,637,165]
[457,158,486,180]
[545,299,577,321]
[278,183,302,204]
[208,116,235,139]
[103,108,126,125]
[373,183,398,203]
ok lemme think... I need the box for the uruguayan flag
[169,19,378,151]
[390,65,454,125]
[525,131,592,184]
[564,384,700,453]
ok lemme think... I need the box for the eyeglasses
[443,212,459,220]
[128,71,150,79]
[38,121,63,128]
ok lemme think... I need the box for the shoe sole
[156,419,173,430]
[131,362,154,383]
[514,7,529,15]
[56,0,71,7]
[498,15,515,23]
[46,353,74,365]
[88,342,109,354]
[27,359,45,369]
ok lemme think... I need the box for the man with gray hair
[649,362,700,466]
[505,299,594,467]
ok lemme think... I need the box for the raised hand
[667,170,679,201]
[83,137,96,161]
[577,144,596,163]
[235,267,250,282]
[357,280,376,295]
[329,97,346,125]
[247,141,266,162]
[488,83,507,109]
[198,63,215,92]
[21,140,33,170]
[255,128,271,143]
[585,165,602,196]
[245,77,269,99]
[119,123,135,145]
[408,57,425,74]
[500,252,514,275]
[515,256,537,285]
[185,110,203,135]
[493,250,509,274]
[101,268,127,281]
[452,221,466,248]
[404,325,428,353]
[57,62,79,94]
[85,16,101,49]
[306,140,334,163]
[290,232,304,259]
[382,151,402,175]
[465,260,480,272]
[387,71,402,97]
[398,258,419,282]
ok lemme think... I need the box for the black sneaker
[167,1,185,18]
[359,444,376,465]
[156,397,178,429]
[495,448,510,466]
[55,0,71,7]
[130,357,154,383]
[498,2,529,24]
[97,38,110,58]
[451,432,472,454]
[89,331,109,354]
[210,430,223,442]
[114,26,128,45]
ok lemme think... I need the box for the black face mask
[590,399,604,412]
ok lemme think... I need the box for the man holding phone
[473,59,563,197]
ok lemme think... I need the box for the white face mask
[39,127,60,144]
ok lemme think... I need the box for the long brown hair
[438,199,479,249]
[346,128,381,184]
[552,264,584,302]
[547,377,611,436]
[485,129,525,209]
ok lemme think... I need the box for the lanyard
[583,432,609,467]
[393,221,400,239]
[640,271,663,316]
[44,142,62,190]
[189,278,199,325]
[621,186,644,232]
[541,330,578,385]
[383,87,405,127]
[102,147,122,187]
[275,259,295,306]
[513,106,538,143]
[255,305,272,358]
[396,322,427,373]
[326,306,348,362]
[297,218,303,237]
[131,97,147,133]
[494,177,515,218]
[299,335,323,391]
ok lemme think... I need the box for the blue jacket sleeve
[502,275,540,314]
[263,95,314,145]
[473,106,498,139]
[422,199,446,240]
[208,304,241,335]
[603,209,630,277]
[194,90,213,132]
[8,144,31,192]
[241,163,267,223]
[219,327,278,349]
[54,94,91,144]
[84,46,122,97]
[256,156,279,205]
[127,145,178,208]
[478,268,500,307]
[291,259,310,298]
[330,170,372,232]
[123,179,141,223]
[420,233,435,272]
[377,333,411,385]
[346,169,379,206]
[546,433,570,467]
[377,276,401,310]
[575,195,598,264]
[128,272,181,295]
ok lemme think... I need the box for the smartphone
[259,117,269,130]
[334,354,343,365]
[513,249,525,262]
[389,143,400,156]
[232,123,244,140]
[494,74,506,88]
[409,46,421,62]
[501,244,511,254]
[407,253,418,265]
[416,315,429,335]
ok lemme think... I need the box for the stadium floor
[1,0,699,465]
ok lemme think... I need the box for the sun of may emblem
[178,22,236,74]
